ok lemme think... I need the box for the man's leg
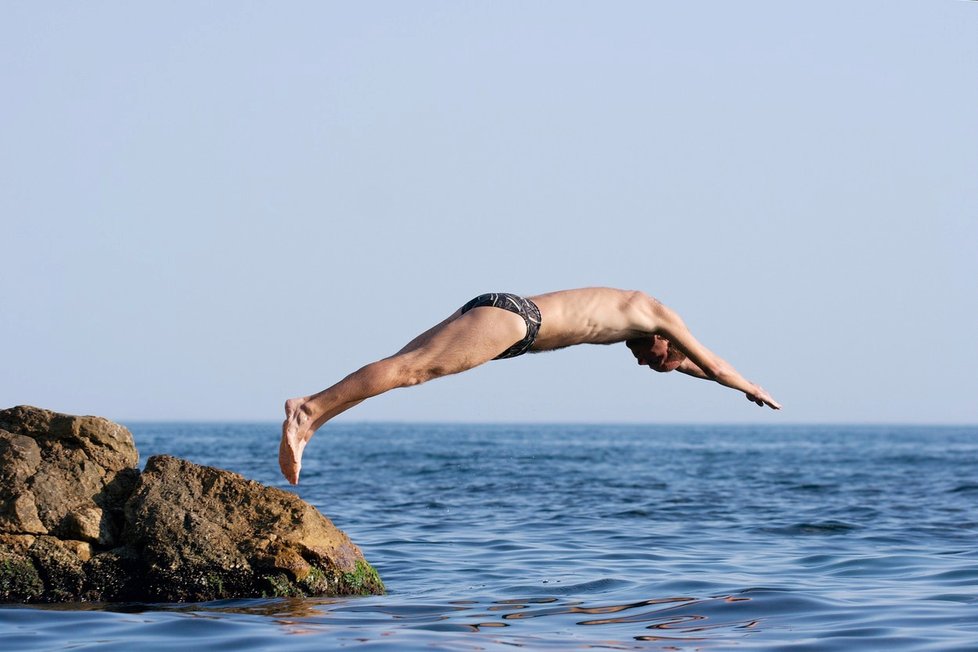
[279,306,527,484]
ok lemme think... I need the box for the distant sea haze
[3,423,976,650]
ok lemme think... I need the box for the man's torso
[528,287,654,351]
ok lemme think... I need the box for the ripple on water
[948,483,978,494]
[758,520,862,536]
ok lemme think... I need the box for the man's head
[625,335,686,373]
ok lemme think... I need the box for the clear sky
[2,2,976,424]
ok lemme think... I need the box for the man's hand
[746,385,781,410]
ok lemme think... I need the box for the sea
[2,423,977,651]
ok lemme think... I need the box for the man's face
[626,336,684,373]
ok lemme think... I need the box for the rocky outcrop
[0,406,383,602]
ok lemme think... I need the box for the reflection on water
[4,586,773,648]
[145,591,763,647]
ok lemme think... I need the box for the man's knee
[383,357,443,388]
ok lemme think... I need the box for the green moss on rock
[0,554,44,601]
[205,572,225,597]
[300,566,329,594]
[261,561,384,598]
[340,560,384,595]
[261,572,299,598]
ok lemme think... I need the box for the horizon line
[116,418,978,428]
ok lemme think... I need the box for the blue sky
[2,2,976,424]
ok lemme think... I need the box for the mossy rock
[339,560,384,596]
[0,553,44,602]
[260,572,300,598]
[260,561,384,598]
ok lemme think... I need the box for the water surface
[2,423,976,650]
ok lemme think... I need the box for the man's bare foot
[280,398,313,485]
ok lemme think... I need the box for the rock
[28,536,87,602]
[0,549,43,601]
[0,406,383,602]
[124,455,384,601]
[60,506,107,545]
[0,406,138,548]
[0,432,47,535]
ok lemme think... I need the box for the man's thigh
[396,309,463,355]
[400,307,527,376]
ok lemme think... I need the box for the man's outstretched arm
[676,357,710,379]
[675,356,780,408]
[644,297,781,410]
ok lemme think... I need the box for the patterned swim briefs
[459,292,542,360]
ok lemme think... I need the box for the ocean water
[2,423,977,651]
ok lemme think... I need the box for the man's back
[530,287,650,350]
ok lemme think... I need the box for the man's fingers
[747,390,781,409]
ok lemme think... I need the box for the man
[280,288,780,484]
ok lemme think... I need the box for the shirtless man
[280,288,780,484]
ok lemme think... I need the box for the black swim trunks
[459,292,542,360]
